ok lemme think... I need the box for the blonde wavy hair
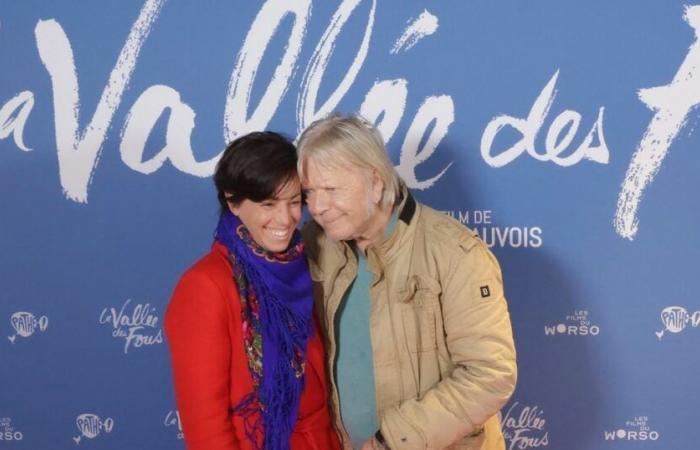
[296,113,402,208]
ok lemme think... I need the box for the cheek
[291,206,302,225]
[252,215,269,233]
[332,192,355,213]
[346,192,370,217]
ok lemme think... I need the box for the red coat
[165,243,340,450]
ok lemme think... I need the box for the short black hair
[214,131,298,214]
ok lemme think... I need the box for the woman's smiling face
[229,178,303,252]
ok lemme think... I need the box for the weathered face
[228,178,302,252]
[301,158,382,242]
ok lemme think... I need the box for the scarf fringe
[216,212,313,450]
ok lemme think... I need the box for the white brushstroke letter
[35,0,165,202]
[481,70,609,168]
[296,0,376,132]
[614,5,700,240]
[359,79,408,142]
[224,0,311,142]
[396,95,454,189]
[0,91,34,151]
[121,85,216,176]
[391,9,438,54]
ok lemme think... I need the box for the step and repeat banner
[1,1,698,449]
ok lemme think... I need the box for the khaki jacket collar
[364,187,416,281]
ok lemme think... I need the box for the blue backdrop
[2,1,699,449]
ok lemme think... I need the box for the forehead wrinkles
[305,157,368,188]
[303,159,337,187]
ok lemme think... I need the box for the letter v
[35,0,166,203]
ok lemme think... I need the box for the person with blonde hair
[298,114,517,449]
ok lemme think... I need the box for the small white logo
[0,417,24,442]
[604,416,660,442]
[544,309,600,336]
[164,410,183,440]
[73,413,114,445]
[500,402,549,450]
[656,306,700,339]
[99,299,163,353]
[8,311,48,343]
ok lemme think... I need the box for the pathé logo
[8,311,48,343]
[655,306,700,339]
[73,413,114,445]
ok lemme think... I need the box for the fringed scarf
[215,211,314,450]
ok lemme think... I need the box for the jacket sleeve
[380,240,517,449]
[165,269,240,450]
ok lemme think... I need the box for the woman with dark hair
[165,132,340,450]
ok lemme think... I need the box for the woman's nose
[275,205,293,226]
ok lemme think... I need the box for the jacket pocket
[399,275,441,353]
[401,303,438,353]
[446,430,486,450]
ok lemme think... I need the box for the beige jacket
[303,192,517,450]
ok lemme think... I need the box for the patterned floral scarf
[215,211,313,450]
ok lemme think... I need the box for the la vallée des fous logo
[544,309,600,337]
[604,416,660,442]
[500,401,549,450]
[98,298,163,353]
[164,410,184,440]
[656,305,700,339]
[7,311,48,343]
[0,417,24,442]
[73,413,114,445]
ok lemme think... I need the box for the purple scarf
[215,211,313,450]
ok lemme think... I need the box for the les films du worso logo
[604,416,660,442]
[0,417,24,442]
[544,309,600,337]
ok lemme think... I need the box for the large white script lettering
[359,79,408,142]
[481,70,609,168]
[35,0,166,202]
[120,85,215,176]
[614,5,700,240]
[0,91,34,151]
[397,95,454,188]
[4,2,459,199]
[296,0,375,132]
[224,0,311,142]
